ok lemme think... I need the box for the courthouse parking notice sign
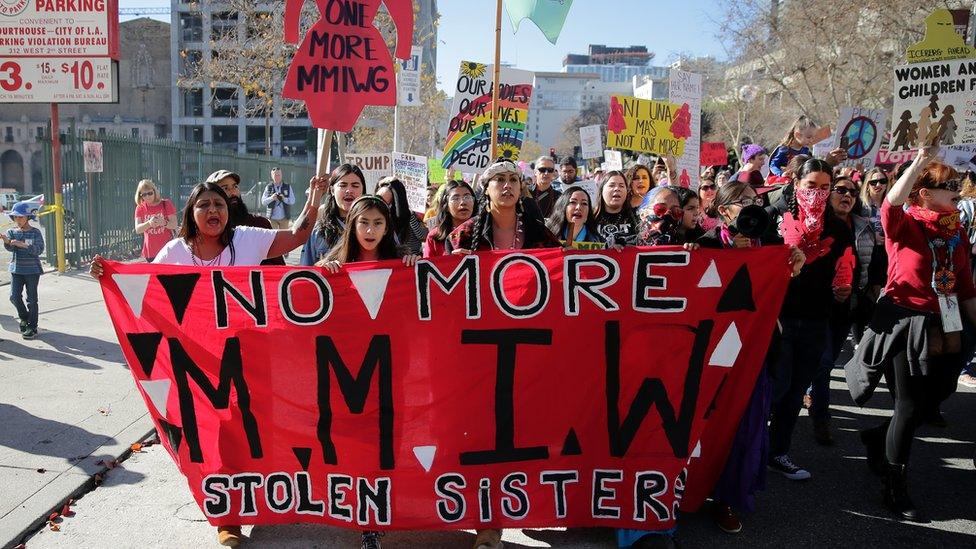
[99,247,792,530]
[0,0,119,102]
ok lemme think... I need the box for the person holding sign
[301,164,367,266]
[847,145,976,522]
[422,179,475,257]
[544,185,603,250]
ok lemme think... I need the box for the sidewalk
[0,270,154,548]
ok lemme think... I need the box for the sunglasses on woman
[927,179,962,193]
[699,184,716,191]
[832,186,856,196]
[536,167,555,174]
[867,178,888,187]
[140,191,155,198]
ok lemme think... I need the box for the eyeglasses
[448,194,475,204]
[140,191,155,198]
[928,179,962,193]
[867,178,888,187]
[832,186,856,196]
[537,167,555,174]
[730,197,763,207]
[699,184,716,191]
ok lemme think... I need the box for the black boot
[859,425,886,477]
[883,463,925,522]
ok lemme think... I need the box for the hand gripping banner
[99,247,790,530]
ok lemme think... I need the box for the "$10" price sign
[1,57,117,103]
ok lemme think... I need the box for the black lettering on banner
[416,255,481,320]
[213,270,267,329]
[265,472,294,513]
[202,475,232,517]
[170,337,262,463]
[490,253,550,318]
[564,255,621,316]
[230,473,264,516]
[633,252,689,312]
[500,472,530,519]
[459,329,551,465]
[605,320,711,458]
[357,477,392,526]
[633,471,670,522]
[540,470,579,519]
[279,270,333,325]
[295,472,326,516]
[316,336,395,469]
[672,467,687,519]
[592,469,623,519]
[328,474,354,522]
[435,473,467,523]
[478,478,492,522]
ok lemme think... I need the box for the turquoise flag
[504,0,574,44]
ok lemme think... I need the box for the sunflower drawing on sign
[840,116,877,160]
[461,62,487,79]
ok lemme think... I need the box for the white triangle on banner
[697,260,722,288]
[139,379,171,417]
[691,440,702,458]
[349,269,392,320]
[413,445,436,472]
[112,274,151,317]
[708,322,741,368]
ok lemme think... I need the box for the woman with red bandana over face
[762,159,853,483]
[847,145,976,523]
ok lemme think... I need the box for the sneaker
[768,454,811,480]
[361,531,384,549]
[216,526,242,547]
[713,503,742,534]
[22,328,36,340]
[18,319,28,334]
[958,373,976,388]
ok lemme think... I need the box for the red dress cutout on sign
[670,103,692,139]
[283,0,413,131]
[607,96,627,134]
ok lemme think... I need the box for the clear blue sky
[120,0,726,92]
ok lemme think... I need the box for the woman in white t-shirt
[91,179,326,270]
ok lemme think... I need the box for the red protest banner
[282,0,414,131]
[99,247,790,530]
[700,142,728,166]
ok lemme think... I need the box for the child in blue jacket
[3,202,45,339]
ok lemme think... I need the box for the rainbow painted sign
[442,61,534,173]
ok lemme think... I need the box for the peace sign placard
[832,107,888,170]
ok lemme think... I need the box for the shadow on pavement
[0,337,103,370]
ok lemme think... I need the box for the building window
[182,88,204,117]
[131,128,140,138]
[36,126,44,140]
[180,49,202,76]
[179,13,203,42]
[246,126,268,154]
[183,126,203,143]
[212,87,239,118]
[213,125,239,150]
[4,127,12,142]
[212,12,239,42]
[281,127,310,156]
[98,127,106,136]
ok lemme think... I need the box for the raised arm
[887,145,940,207]
[385,0,414,59]
[266,176,328,258]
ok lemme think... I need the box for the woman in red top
[422,179,474,258]
[847,144,976,522]
[133,179,177,262]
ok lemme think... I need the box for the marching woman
[422,179,475,257]
[301,164,367,265]
[697,181,805,534]
[376,176,429,255]
[91,177,327,547]
[447,160,559,549]
[545,184,604,249]
[594,170,640,247]
[628,164,654,210]
[764,159,853,481]
[847,145,976,522]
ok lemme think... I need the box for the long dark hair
[178,182,236,264]
[468,194,554,252]
[595,170,633,214]
[707,180,753,218]
[315,163,366,245]
[786,158,834,217]
[325,196,401,263]
[546,185,599,238]
[376,177,413,245]
[432,179,475,242]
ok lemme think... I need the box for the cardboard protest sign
[906,9,976,64]
[442,62,534,173]
[83,141,103,173]
[344,153,391,193]
[890,59,976,148]
[669,69,703,188]
[700,142,727,166]
[283,0,414,132]
[574,179,599,205]
[604,150,623,171]
[832,108,887,169]
[392,152,428,213]
[579,125,603,159]
[98,246,790,529]
[427,158,448,185]
[607,95,688,157]
[397,45,424,107]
